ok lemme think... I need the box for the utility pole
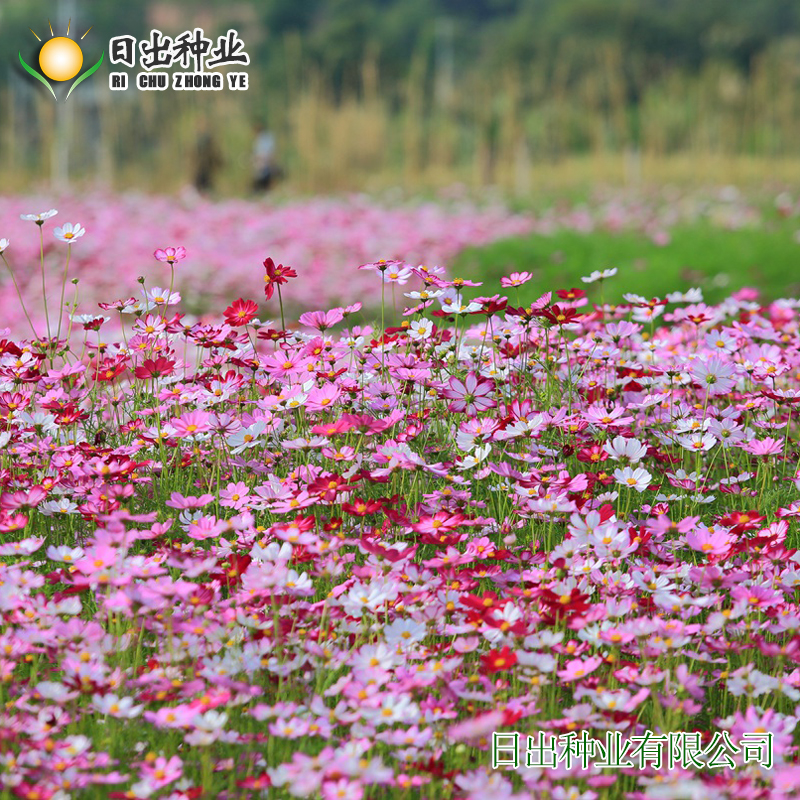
[51,0,77,191]
[434,17,455,111]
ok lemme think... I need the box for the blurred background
[4,0,800,329]
[3,0,800,197]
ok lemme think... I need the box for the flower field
[0,193,535,334]
[2,205,800,799]
[0,187,774,338]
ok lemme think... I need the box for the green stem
[1,253,39,340]
[55,244,72,351]
[39,224,51,342]
[277,284,286,332]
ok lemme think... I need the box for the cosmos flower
[500,271,533,288]
[263,257,297,300]
[20,208,57,223]
[0,194,799,799]
[581,267,617,283]
[54,222,86,243]
[154,246,187,265]
[441,372,496,415]
[613,466,653,492]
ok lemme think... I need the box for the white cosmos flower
[613,466,652,492]
[604,436,647,464]
[582,268,617,284]
[405,288,443,301]
[93,694,143,718]
[227,421,266,453]
[54,222,86,243]
[381,265,413,284]
[408,319,433,340]
[20,209,57,222]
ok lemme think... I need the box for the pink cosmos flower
[154,246,187,265]
[140,755,183,787]
[358,259,405,273]
[583,402,634,427]
[321,779,363,800]
[299,309,345,331]
[690,356,737,395]
[172,410,213,438]
[500,271,533,288]
[412,510,466,535]
[219,481,252,510]
[305,384,341,412]
[441,372,496,415]
[685,525,733,557]
[380,265,413,284]
[744,437,783,457]
[557,655,603,681]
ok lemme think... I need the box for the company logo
[108,28,249,92]
[20,19,103,101]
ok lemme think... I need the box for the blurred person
[252,120,281,192]
[193,118,224,194]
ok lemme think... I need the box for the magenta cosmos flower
[441,372,496,415]
[154,246,187,265]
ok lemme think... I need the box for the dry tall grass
[5,38,800,195]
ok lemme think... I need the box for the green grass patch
[453,221,800,304]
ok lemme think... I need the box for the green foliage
[454,218,800,305]
[3,0,798,92]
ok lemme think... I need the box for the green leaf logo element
[66,51,104,101]
[18,51,56,100]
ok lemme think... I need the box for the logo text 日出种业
[108,28,249,92]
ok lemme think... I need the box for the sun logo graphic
[19,19,103,101]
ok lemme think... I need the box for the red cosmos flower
[134,357,176,380]
[0,392,31,414]
[471,295,508,316]
[461,590,502,613]
[480,646,518,673]
[224,298,259,327]
[540,305,581,326]
[80,316,107,331]
[506,305,540,324]
[263,257,297,300]
[237,774,272,790]
[323,517,344,534]
[91,356,128,382]
[556,287,587,301]
[576,444,608,465]
[763,388,800,404]
[209,554,252,589]
[335,413,388,435]
[342,498,383,516]
[718,510,766,534]
[308,472,349,501]
[52,404,89,425]
[539,588,591,621]
[256,327,289,343]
